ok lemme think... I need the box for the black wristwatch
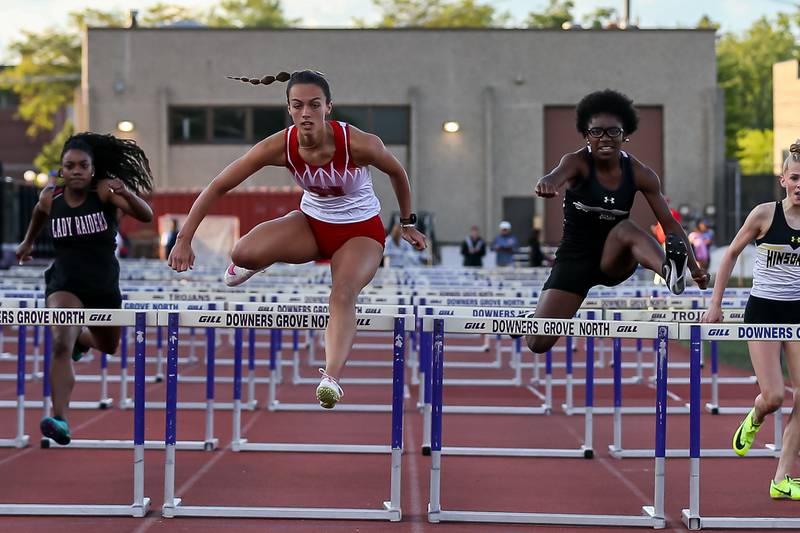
[399,213,417,227]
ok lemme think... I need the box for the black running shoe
[662,233,688,295]
[510,310,536,339]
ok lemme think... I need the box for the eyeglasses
[586,127,624,139]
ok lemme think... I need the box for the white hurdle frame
[0,308,151,516]
[682,323,800,530]
[608,309,778,458]
[426,315,671,528]
[161,309,412,521]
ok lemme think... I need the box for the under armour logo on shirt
[603,196,615,204]
[791,236,800,244]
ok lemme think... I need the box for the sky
[1,0,797,61]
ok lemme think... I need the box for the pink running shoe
[316,369,344,409]
[223,264,260,287]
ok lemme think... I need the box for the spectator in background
[528,228,544,267]
[651,196,682,246]
[461,225,487,267]
[164,218,179,259]
[492,221,518,267]
[384,223,417,268]
[689,221,710,270]
[699,219,714,249]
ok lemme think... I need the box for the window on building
[168,105,410,145]
[372,107,409,145]
[170,108,207,142]
[212,107,246,142]
[331,106,369,132]
[253,107,288,141]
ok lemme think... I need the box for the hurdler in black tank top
[45,187,119,294]
[557,150,637,260]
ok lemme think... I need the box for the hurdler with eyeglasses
[520,89,708,355]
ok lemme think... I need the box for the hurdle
[0,308,151,516]
[607,309,780,458]
[682,323,800,529]
[161,309,409,520]
[427,315,670,528]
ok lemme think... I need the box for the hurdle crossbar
[427,315,670,528]
[682,323,800,530]
[161,310,412,521]
[0,308,151,516]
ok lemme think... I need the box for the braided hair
[61,132,154,194]
[784,139,800,175]
[227,70,332,103]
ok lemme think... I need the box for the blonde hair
[784,139,800,174]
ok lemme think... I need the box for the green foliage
[0,1,296,141]
[526,0,574,29]
[206,0,298,28]
[34,120,74,174]
[696,14,719,30]
[582,7,617,29]
[716,14,799,158]
[363,0,509,28]
[735,128,774,175]
[139,3,203,26]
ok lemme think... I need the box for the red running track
[0,330,797,532]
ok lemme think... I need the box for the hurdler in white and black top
[45,187,122,308]
[745,201,800,324]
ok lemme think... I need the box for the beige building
[79,27,721,243]
[773,59,800,175]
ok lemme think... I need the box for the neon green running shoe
[732,408,762,456]
[40,416,71,445]
[771,476,800,500]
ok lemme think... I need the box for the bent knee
[525,334,558,354]
[761,392,784,413]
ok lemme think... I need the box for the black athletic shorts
[744,295,800,324]
[542,257,637,299]
[45,268,122,310]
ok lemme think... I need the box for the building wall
[82,28,719,242]
[774,60,800,175]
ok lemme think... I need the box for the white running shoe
[662,234,688,295]
[316,369,344,409]
[223,263,260,287]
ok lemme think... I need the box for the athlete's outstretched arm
[168,131,286,272]
[635,161,709,289]
[349,127,426,250]
[704,204,770,322]
[15,187,53,264]
[97,178,153,222]
[534,152,582,198]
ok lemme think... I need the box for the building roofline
[86,26,717,34]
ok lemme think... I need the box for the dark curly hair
[61,132,154,194]
[575,89,639,136]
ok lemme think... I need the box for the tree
[582,7,617,29]
[695,14,719,30]
[716,14,799,158]
[0,2,297,140]
[736,129,774,175]
[206,0,298,28]
[362,0,509,28]
[0,10,128,136]
[34,120,75,174]
[139,3,204,26]
[526,0,574,29]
